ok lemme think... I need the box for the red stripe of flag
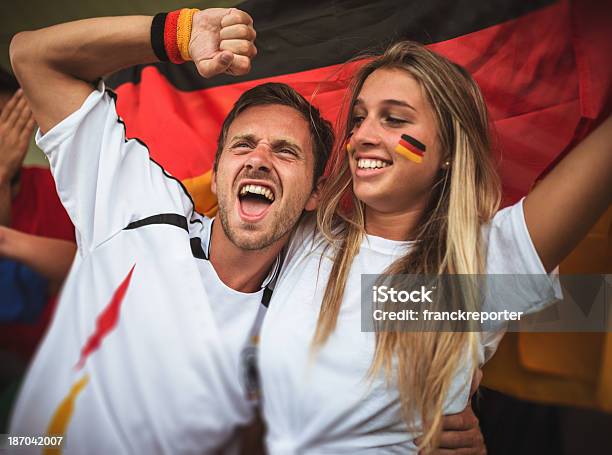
[398,138,424,157]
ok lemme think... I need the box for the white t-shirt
[259,203,561,454]
[9,84,277,454]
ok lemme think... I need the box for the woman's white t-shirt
[259,203,561,454]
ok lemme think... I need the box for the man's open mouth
[237,183,276,221]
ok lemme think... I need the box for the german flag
[395,134,426,163]
[106,0,612,213]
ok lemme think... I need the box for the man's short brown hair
[214,82,334,185]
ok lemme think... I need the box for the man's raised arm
[8,8,255,252]
[9,9,256,134]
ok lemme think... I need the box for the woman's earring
[443,160,451,169]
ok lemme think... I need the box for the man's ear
[210,170,217,195]
[304,176,327,211]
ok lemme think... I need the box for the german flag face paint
[395,134,426,164]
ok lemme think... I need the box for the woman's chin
[354,191,391,213]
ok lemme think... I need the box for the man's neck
[208,220,284,293]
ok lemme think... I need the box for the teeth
[239,184,275,201]
[357,159,390,169]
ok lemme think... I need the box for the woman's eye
[351,115,365,126]
[385,116,407,125]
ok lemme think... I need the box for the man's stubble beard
[217,195,303,251]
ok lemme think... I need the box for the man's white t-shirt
[259,204,561,454]
[9,84,276,454]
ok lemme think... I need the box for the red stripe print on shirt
[75,264,136,369]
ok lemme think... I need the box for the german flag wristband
[151,8,199,64]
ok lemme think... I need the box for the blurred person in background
[0,69,76,431]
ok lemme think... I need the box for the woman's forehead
[357,68,425,109]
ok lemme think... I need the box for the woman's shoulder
[481,198,546,274]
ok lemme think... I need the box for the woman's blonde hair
[315,41,501,451]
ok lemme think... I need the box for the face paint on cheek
[345,132,354,154]
[395,134,426,164]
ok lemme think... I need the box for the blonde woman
[258,42,612,453]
